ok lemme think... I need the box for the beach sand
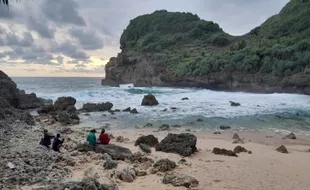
[26,125,310,190]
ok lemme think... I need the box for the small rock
[134,169,147,176]
[141,94,159,106]
[7,162,15,169]
[248,151,252,154]
[135,134,159,147]
[163,172,199,188]
[147,167,158,175]
[233,138,244,144]
[220,125,231,130]
[143,123,153,128]
[212,148,238,157]
[103,153,118,170]
[276,145,288,154]
[171,107,178,110]
[70,151,79,157]
[196,118,203,122]
[230,101,241,106]
[162,108,168,112]
[139,144,152,153]
[172,124,181,128]
[284,132,296,140]
[116,136,125,143]
[232,133,240,140]
[178,159,187,165]
[213,131,221,135]
[153,159,176,172]
[130,108,138,114]
[233,146,248,154]
[158,124,170,131]
[123,107,131,112]
[186,129,191,132]
[119,168,136,182]
[181,97,189,100]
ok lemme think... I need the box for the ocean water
[12,77,310,134]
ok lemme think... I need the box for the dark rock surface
[163,172,199,188]
[103,153,118,170]
[122,107,131,112]
[230,101,241,106]
[284,132,296,140]
[233,146,248,154]
[220,125,231,130]
[212,148,238,157]
[130,108,138,114]
[53,97,76,111]
[156,133,197,156]
[153,159,176,172]
[95,144,133,160]
[135,135,159,147]
[276,145,288,154]
[141,94,159,106]
[82,102,114,112]
[158,124,170,131]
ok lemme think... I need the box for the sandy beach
[21,121,310,190]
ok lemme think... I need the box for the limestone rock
[153,159,176,172]
[156,133,197,156]
[163,172,199,188]
[139,143,152,153]
[141,94,159,106]
[135,135,159,147]
[103,153,118,170]
[232,133,240,140]
[95,144,132,160]
[233,146,248,154]
[276,145,288,154]
[285,132,296,140]
[212,148,238,157]
[54,97,76,111]
[158,124,170,131]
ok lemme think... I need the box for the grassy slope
[118,0,310,79]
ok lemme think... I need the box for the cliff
[104,0,310,94]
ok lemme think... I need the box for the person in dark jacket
[40,129,54,148]
[52,134,65,152]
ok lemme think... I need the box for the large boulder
[82,102,114,112]
[163,172,199,188]
[54,97,76,111]
[57,111,80,125]
[155,133,197,156]
[18,93,42,109]
[135,135,159,147]
[141,94,159,106]
[95,144,132,160]
[0,70,19,108]
[37,105,54,114]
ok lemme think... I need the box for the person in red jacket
[99,129,110,145]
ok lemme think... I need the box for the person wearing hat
[87,129,97,146]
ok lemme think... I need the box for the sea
[12,77,310,134]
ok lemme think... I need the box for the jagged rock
[163,172,199,188]
[153,159,176,172]
[116,136,125,143]
[123,107,131,112]
[129,152,154,164]
[156,133,197,156]
[0,70,19,108]
[233,133,240,139]
[18,93,42,109]
[20,112,35,125]
[103,153,118,170]
[139,143,152,153]
[212,148,238,157]
[141,94,159,106]
[37,105,54,114]
[213,131,221,135]
[230,101,241,106]
[135,135,159,147]
[118,168,136,182]
[130,108,138,114]
[101,78,120,87]
[95,144,132,160]
[181,97,189,100]
[233,138,244,144]
[82,102,114,112]
[276,145,288,154]
[58,111,80,125]
[42,177,118,190]
[158,124,170,131]
[233,146,248,154]
[284,132,296,140]
[220,125,231,130]
[54,97,76,111]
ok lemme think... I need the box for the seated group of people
[40,129,64,152]
[40,128,110,152]
[87,129,110,146]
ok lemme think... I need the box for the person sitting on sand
[52,134,65,152]
[99,129,110,145]
[40,129,54,148]
[87,129,97,146]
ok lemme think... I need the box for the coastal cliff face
[104,0,310,94]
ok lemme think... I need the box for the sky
[0,0,289,77]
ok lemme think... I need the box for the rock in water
[153,159,176,172]
[139,143,152,153]
[181,97,189,100]
[135,135,159,147]
[212,148,238,157]
[156,133,197,156]
[220,125,231,130]
[276,145,288,154]
[54,96,76,111]
[213,131,221,135]
[233,146,248,154]
[230,101,241,106]
[82,102,113,112]
[233,133,240,139]
[141,94,159,106]
[130,108,138,114]
[163,172,199,188]
[158,124,170,131]
[95,144,132,160]
[123,107,131,112]
[285,132,296,140]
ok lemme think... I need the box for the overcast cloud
[0,0,289,77]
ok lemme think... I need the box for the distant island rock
[103,0,310,94]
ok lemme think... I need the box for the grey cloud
[42,0,86,26]
[69,27,103,50]
[51,41,89,59]
[5,32,34,47]
[55,55,64,64]
[27,16,55,39]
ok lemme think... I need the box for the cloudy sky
[0,0,289,77]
